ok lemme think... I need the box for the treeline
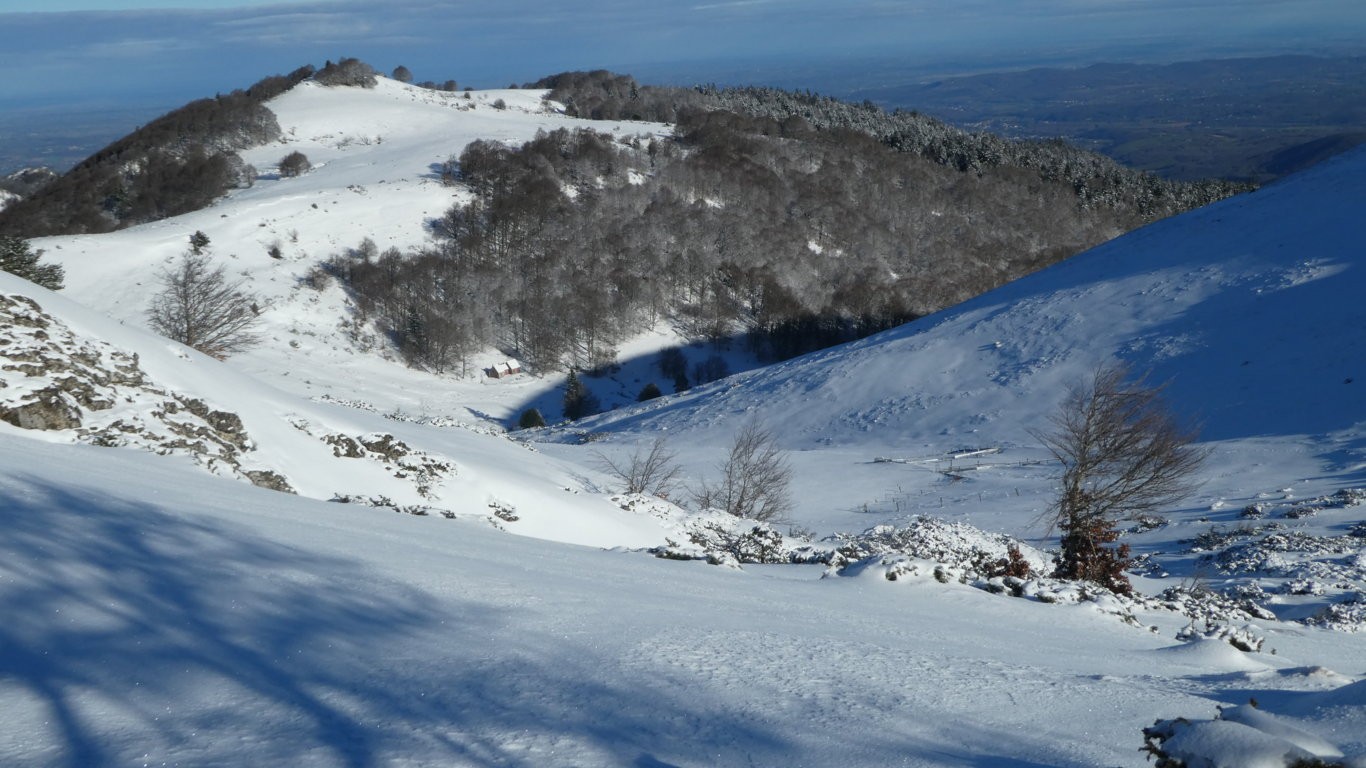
[530,70,1249,225]
[330,103,1142,374]
[0,65,317,237]
[0,168,59,200]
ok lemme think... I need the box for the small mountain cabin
[487,359,523,379]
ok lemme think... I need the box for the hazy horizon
[2,0,1364,174]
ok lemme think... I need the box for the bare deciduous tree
[695,420,792,522]
[1034,362,1209,593]
[595,436,682,498]
[146,251,259,359]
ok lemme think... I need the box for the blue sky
[1,0,1364,111]
[0,0,293,8]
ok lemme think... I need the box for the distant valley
[851,54,1366,182]
[6,54,1364,188]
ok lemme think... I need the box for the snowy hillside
[35,77,675,421]
[0,269,685,548]
[580,145,1366,534]
[3,73,1365,767]
[3,395,1365,766]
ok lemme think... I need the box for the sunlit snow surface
[5,77,1365,765]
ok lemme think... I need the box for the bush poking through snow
[996,544,1033,579]
[488,501,519,522]
[329,493,440,517]
[1176,621,1267,652]
[0,235,64,289]
[279,151,311,178]
[518,408,547,429]
[637,382,662,401]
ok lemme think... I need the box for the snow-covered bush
[1175,621,1266,653]
[1157,582,1277,624]
[654,519,789,566]
[1303,595,1366,632]
[824,516,1047,577]
[1142,704,1349,768]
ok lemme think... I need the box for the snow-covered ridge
[36,76,671,422]
[572,146,1366,632]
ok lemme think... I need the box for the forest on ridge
[330,71,1246,376]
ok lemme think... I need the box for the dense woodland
[330,72,1246,376]
[532,71,1247,219]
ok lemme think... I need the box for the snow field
[8,435,1362,767]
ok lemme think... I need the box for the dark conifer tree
[0,235,64,290]
[562,370,599,420]
[518,408,547,429]
[637,382,663,401]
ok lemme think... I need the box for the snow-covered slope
[3,418,1364,767]
[580,145,1366,534]
[589,144,1365,442]
[35,77,672,421]
[0,269,681,548]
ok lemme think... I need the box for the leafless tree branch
[694,420,792,522]
[594,436,682,499]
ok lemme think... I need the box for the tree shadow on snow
[0,480,453,767]
[0,476,787,767]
